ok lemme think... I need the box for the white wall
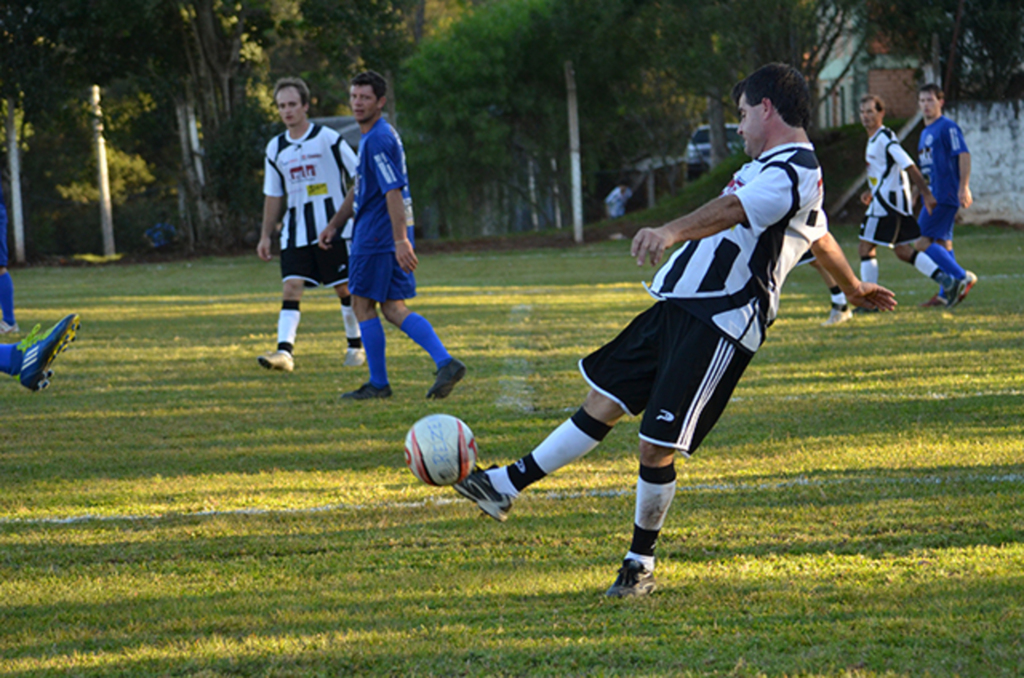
[948,101,1024,224]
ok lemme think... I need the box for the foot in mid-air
[821,305,852,327]
[453,466,513,522]
[343,347,366,367]
[14,313,80,391]
[258,349,294,372]
[426,358,466,399]
[605,559,657,598]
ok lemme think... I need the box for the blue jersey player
[319,71,465,400]
[915,84,976,308]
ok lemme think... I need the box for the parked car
[686,124,743,179]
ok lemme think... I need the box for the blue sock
[926,244,965,280]
[400,312,451,368]
[0,272,14,325]
[359,318,388,388]
[0,343,19,376]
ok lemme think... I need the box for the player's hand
[631,227,671,267]
[923,193,937,215]
[860,191,872,206]
[256,236,272,262]
[395,239,418,273]
[317,225,337,250]
[959,185,973,209]
[847,282,897,312]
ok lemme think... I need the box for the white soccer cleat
[258,349,294,372]
[821,306,852,327]
[0,319,19,335]
[344,347,366,367]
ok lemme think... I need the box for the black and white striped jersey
[263,123,358,249]
[648,142,827,353]
[865,126,915,217]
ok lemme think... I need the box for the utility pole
[5,98,25,264]
[564,61,583,244]
[90,85,116,257]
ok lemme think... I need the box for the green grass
[2,225,1023,676]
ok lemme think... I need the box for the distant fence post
[565,61,583,244]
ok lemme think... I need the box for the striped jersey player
[451,63,897,598]
[256,77,364,373]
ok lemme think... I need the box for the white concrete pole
[90,85,116,256]
[550,156,562,230]
[565,61,583,244]
[5,98,26,264]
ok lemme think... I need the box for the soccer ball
[404,414,477,486]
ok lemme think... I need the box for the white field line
[495,304,535,412]
[3,471,1022,527]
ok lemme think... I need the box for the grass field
[2,224,1023,677]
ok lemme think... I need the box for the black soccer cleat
[453,465,512,522]
[605,559,657,598]
[426,358,466,400]
[341,382,393,400]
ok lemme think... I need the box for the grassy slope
[1,222,1022,676]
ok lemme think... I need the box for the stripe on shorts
[676,337,734,451]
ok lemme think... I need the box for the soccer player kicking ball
[453,64,896,597]
[0,314,80,391]
[319,71,465,400]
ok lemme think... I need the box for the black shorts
[280,241,350,288]
[859,212,920,247]
[579,302,752,455]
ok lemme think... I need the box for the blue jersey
[917,116,968,207]
[352,118,415,255]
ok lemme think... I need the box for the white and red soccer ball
[404,414,477,486]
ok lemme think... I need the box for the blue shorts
[349,252,417,303]
[917,203,958,241]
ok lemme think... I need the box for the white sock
[860,258,879,285]
[625,552,656,571]
[341,305,361,341]
[634,476,676,532]
[486,418,604,498]
[914,251,940,279]
[278,309,300,349]
[532,418,603,474]
[830,290,847,306]
[487,467,519,497]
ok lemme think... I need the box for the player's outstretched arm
[631,194,746,267]
[811,232,897,311]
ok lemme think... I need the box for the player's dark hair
[731,63,811,130]
[351,71,388,100]
[919,83,944,100]
[860,94,884,113]
[273,77,310,106]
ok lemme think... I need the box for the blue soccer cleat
[16,314,80,391]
